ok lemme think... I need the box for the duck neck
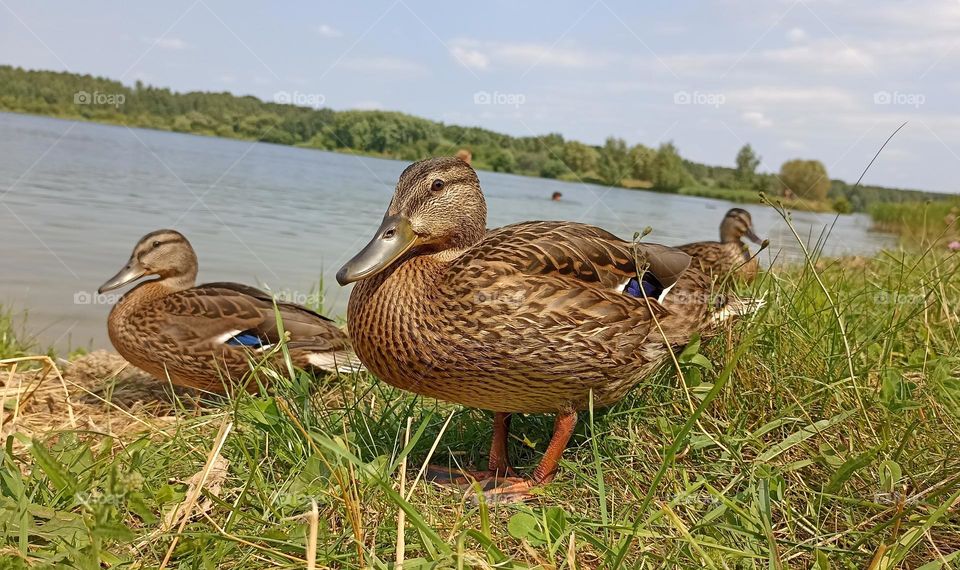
[358,254,446,305]
[109,278,186,321]
[719,229,743,245]
[728,239,752,262]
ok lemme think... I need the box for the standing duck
[99,229,358,393]
[678,208,764,282]
[337,157,759,503]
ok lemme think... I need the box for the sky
[1,0,958,193]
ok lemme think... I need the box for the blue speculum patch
[623,272,664,299]
[225,331,266,347]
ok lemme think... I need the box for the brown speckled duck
[99,229,358,393]
[678,208,764,282]
[337,157,759,502]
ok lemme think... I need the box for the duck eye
[431,179,445,192]
[152,241,161,248]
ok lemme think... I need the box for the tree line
[0,65,947,212]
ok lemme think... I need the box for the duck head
[719,208,763,245]
[98,229,198,294]
[337,157,487,285]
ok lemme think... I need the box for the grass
[869,200,960,244]
[678,186,836,213]
[0,306,38,360]
[2,231,960,568]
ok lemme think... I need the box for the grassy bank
[0,306,37,360]
[870,200,960,244]
[677,186,836,212]
[2,241,959,567]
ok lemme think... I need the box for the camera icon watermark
[273,91,326,108]
[73,291,121,305]
[74,90,126,108]
[673,90,725,108]
[873,90,925,108]
[473,90,526,109]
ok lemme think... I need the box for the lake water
[0,112,897,351]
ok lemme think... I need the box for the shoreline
[0,109,885,215]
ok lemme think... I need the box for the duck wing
[198,282,350,351]
[151,283,355,364]
[453,221,691,310]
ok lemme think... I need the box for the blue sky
[1,0,958,193]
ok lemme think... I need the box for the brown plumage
[338,157,759,502]
[678,208,764,282]
[100,230,358,393]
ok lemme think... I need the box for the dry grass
[0,351,195,454]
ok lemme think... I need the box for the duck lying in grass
[99,229,358,393]
[678,208,765,282]
[337,157,761,503]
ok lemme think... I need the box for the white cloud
[786,27,807,42]
[340,57,428,75]
[761,40,875,72]
[726,86,858,109]
[496,43,596,68]
[144,36,188,50]
[450,46,489,70]
[449,39,605,71]
[317,24,342,38]
[742,111,773,128]
[866,1,960,33]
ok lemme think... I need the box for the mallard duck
[337,157,759,502]
[678,208,764,282]
[99,229,358,393]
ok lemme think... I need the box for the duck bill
[98,260,146,294]
[745,227,763,245]
[337,215,418,285]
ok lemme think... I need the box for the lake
[0,112,897,351]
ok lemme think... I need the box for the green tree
[779,159,830,201]
[832,196,853,214]
[629,144,655,181]
[735,144,761,187]
[489,149,516,173]
[540,159,567,179]
[650,142,693,191]
[598,137,630,186]
[561,141,599,175]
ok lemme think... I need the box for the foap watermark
[473,90,526,109]
[873,291,927,305]
[74,291,122,305]
[873,90,925,108]
[673,90,725,108]
[873,490,917,506]
[474,289,525,311]
[74,90,126,108]
[271,290,323,307]
[273,91,326,108]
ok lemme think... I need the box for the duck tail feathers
[305,350,365,374]
[713,294,765,324]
